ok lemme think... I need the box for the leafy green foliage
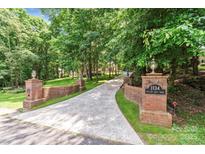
[1,8,205,87]
[0,9,49,87]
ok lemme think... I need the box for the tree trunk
[45,50,49,80]
[102,67,105,75]
[88,54,92,80]
[15,78,19,88]
[93,60,96,76]
[72,70,74,79]
[117,66,119,75]
[110,63,113,76]
[56,66,59,78]
[15,71,19,88]
[96,60,99,82]
[181,46,189,75]
[109,62,111,78]
[170,58,177,86]
[191,56,199,76]
[112,63,114,76]
[114,56,117,76]
[80,64,84,80]
[85,65,89,79]
[182,60,189,75]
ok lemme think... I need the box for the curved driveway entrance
[14,78,143,144]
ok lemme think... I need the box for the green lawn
[0,92,25,109]
[199,65,205,71]
[115,89,205,144]
[44,77,77,87]
[0,75,116,109]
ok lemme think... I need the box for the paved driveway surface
[2,78,143,145]
[0,115,120,145]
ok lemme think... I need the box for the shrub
[168,86,179,94]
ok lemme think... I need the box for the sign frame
[145,84,166,95]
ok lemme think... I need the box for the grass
[0,74,116,110]
[44,77,77,87]
[115,89,205,144]
[199,65,205,71]
[0,92,25,109]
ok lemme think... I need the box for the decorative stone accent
[140,74,172,127]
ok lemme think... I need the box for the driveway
[0,114,121,144]
[2,78,143,144]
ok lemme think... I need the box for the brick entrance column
[140,74,172,127]
[76,79,85,91]
[23,79,44,109]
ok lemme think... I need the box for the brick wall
[124,83,142,105]
[43,84,80,100]
[23,79,83,109]
[140,110,172,127]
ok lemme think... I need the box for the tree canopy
[1,8,205,88]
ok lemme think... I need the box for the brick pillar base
[140,110,172,127]
[140,74,172,127]
[23,79,44,109]
[76,79,85,91]
[23,98,45,109]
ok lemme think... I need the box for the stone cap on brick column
[141,74,169,79]
[145,72,163,76]
[25,78,43,83]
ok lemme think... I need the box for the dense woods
[0,8,205,88]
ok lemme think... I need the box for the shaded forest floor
[168,76,205,125]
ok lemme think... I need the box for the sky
[25,8,49,22]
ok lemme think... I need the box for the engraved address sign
[145,84,165,95]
